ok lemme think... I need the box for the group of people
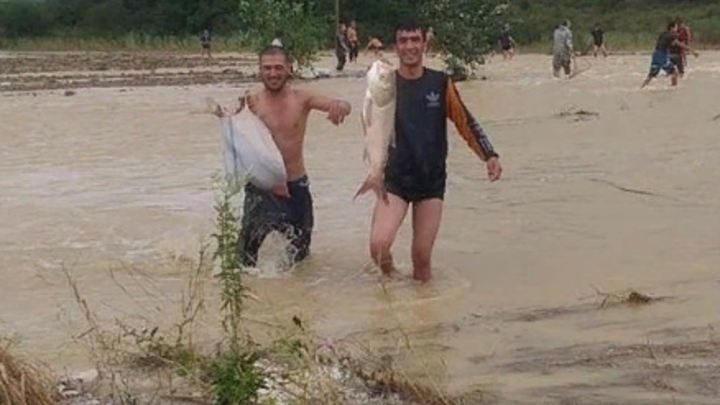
[497,17,697,86]
[335,24,437,70]
[491,21,604,72]
[549,18,697,85]
[642,18,697,88]
[218,14,701,283]
[233,18,502,283]
[335,21,360,71]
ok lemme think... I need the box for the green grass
[0,33,249,53]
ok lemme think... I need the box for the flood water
[1,52,719,404]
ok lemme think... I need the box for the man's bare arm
[673,39,699,57]
[303,91,352,125]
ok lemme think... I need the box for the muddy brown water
[1,52,719,404]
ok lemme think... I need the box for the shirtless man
[347,21,359,63]
[238,46,351,267]
[369,18,502,283]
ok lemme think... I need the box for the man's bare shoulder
[292,88,315,101]
[293,88,326,110]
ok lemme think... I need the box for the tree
[239,0,329,68]
[421,0,509,72]
[0,1,50,38]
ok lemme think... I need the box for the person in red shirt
[676,18,692,71]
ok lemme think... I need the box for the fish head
[367,59,396,106]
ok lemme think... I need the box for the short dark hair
[667,21,678,30]
[259,45,290,63]
[395,17,426,40]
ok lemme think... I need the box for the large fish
[354,59,396,201]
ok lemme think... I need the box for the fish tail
[353,181,372,201]
[353,173,386,202]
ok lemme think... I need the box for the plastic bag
[221,108,287,191]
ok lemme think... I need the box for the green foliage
[238,0,328,67]
[0,1,50,38]
[3,0,720,55]
[421,0,509,70]
[205,350,267,405]
[81,0,131,34]
[322,0,417,45]
[206,176,269,405]
[211,177,245,351]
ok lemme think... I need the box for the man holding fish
[356,18,502,283]
[237,46,352,267]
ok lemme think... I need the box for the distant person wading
[498,24,517,61]
[200,29,212,59]
[641,21,698,89]
[591,23,608,58]
[336,23,349,71]
[553,20,574,78]
[347,21,359,63]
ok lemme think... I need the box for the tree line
[1,0,717,46]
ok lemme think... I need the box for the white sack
[221,108,287,191]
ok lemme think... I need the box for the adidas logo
[426,91,440,108]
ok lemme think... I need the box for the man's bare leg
[671,72,678,86]
[369,193,409,276]
[411,199,443,283]
[641,75,653,89]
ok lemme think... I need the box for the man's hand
[327,100,351,125]
[238,91,259,114]
[271,183,291,199]
[487,157,502,182]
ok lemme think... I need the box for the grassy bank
[0,33,249,53]
[4,33,718,57]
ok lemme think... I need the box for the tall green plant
[211,176,245,352]
[421,0,509,70]
[208,176,266,405]
[238,0,329,67]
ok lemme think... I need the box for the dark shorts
[649,50,675,78]
[385,173,446,203]
[201,43,210,49]
[502,44,513,51]
[238,176,314,267]
[594,39,603,47]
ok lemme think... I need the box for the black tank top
[385,68,448,188]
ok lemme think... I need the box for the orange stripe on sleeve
[445,79,498,162]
